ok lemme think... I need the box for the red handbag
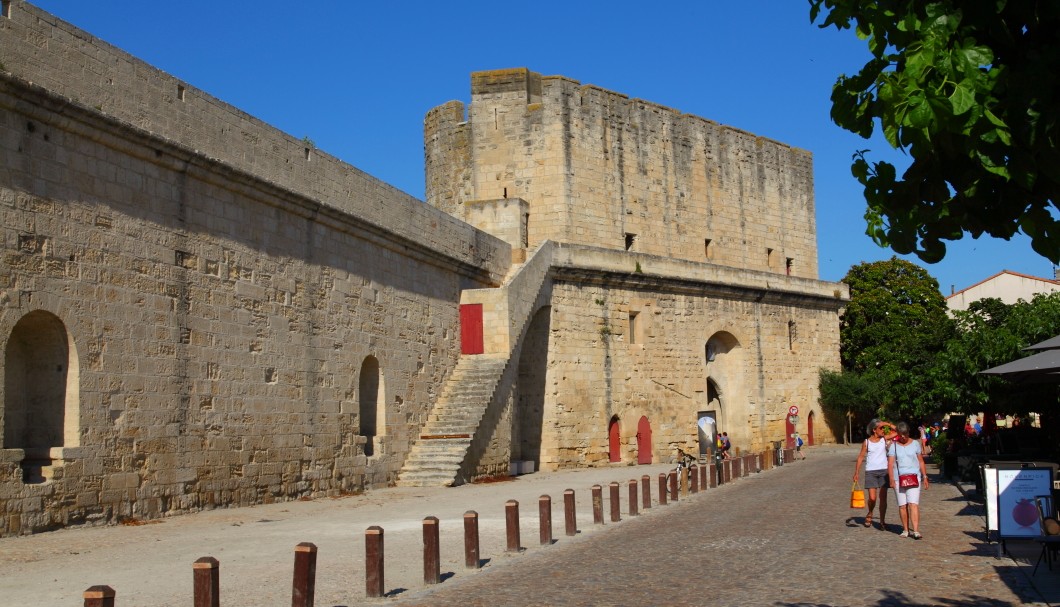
[894,439,919,488]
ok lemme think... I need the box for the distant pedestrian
[720,432,732,459]
[794,432,806,459]
[889,421,929,539]
[853,419,894,530]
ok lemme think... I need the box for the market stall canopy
[1024,335,1060,351]
[980,343,1060,383]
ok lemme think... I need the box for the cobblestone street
[392,447,1055,607]
[2,447,1056,606]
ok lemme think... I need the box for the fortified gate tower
[405,68,844,478]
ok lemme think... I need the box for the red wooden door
[785,415,796,449]
[608,418,621,462]
[460,304,484,355]
[636,416,653,464]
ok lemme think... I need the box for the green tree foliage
[809,1,1060,263]
[818,368,882,441]
[932,292,1060,414]
[840,258,953,416]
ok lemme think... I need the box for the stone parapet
[0,3,510,282]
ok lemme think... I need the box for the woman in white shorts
[888,421,930,539]
[853,419,894,529]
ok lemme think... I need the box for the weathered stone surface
[0,6,846,534]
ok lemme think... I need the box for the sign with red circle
[788,405,799,415]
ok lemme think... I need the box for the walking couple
[853,419,930,539]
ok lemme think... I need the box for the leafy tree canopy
[840,257,953,416]
[818,368,883,440]
[810,0,1060,263]
[930,292,1060,414]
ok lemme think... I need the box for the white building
[946,270,1060,311]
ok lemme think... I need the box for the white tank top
[865,438,889,471]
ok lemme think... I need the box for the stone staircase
[396,355,509,487]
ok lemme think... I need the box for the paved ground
[1,447,1057,606]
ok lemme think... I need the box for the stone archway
[3,310,79,483]
[704,331,742,448]
[807,411,816,446]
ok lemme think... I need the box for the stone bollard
[723,459,732,483]
[641,475,652,510]
[83,586,116,607]
[292,542,317,607]
[423,517,440,585]
[505,500,522,552]
[539,495,552,546]
[193,557,220,607]
[365,526,385,598]
[564,489,577,536]
[680,467,689,495]
[658,473,668,506]
[699,461,707,489]
[628,479,638,516]
[464,511,480,569]
[609,482,621,522]
[592,485,604,523]
[733,457,743,478]
[690,464,699,493]
[668,471,678,502]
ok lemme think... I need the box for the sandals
[864,515,873,528]
[911,531,922,540]
[899,530,909,538]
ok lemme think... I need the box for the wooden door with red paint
[608,417,621,462]
[460,303,484,355]
[636,416,653,464]
[807,411,816,446]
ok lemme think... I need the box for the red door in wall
[608,418,621,462]
[460,304,484,355]
[636,416,653,464]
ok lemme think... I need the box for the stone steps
[396,356,508,487]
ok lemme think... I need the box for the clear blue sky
[31,0,1055,294]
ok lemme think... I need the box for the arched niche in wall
[358,355,385,457]
[3,310,80,483]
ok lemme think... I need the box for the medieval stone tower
[416,68,844,473]
[0,4,846,535]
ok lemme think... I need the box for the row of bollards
[82,449,798,605]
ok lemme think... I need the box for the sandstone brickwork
[427,69,847,471]
[0,2,508,534]
[426,68,818,277]
[0,4,846,534]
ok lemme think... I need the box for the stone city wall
[0,3,510,535]
[0,3,504,275]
